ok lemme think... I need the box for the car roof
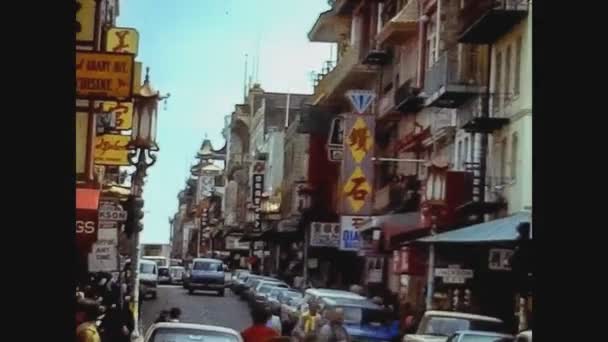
[305,288,366,299]
[193,258,223,263]
[424,311,503,323]
[454,330,514,338]
[147,322,242,339]
[321,297,381,309]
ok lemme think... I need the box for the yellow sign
[94,134,130,166]
[76,0,96,43]
[106,27,140,55]
[99,101,133,130]
[347,117,373,163]
[76,112,89,174]
[342,167,372,213]
[76,51,134,100]
[133,62,143,94]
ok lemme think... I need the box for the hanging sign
[94,134,130,166]
[435,266,474,284]
[339,216,366,251]
[105,27,140,55]
[310,222,340,248]
[76,0,97,44]
[76,111,89,175]
[340,114,375,215]
[76,51,135,100]
[346,90,376,114]
[97,101,134,130]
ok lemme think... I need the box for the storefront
[416,211,532,332]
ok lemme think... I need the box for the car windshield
[421,317,504,336]
[461,335,514,342]
[159,268,170,276]
[150,328,239,342]
[140,263,156,274]
[193,261,222,271]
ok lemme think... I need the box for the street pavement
[140,284,252,334]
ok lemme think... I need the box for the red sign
[76,208,99,257]
[393,246,425,275]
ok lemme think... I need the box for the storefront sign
[76,0,97,44]
[435,266,474,284]
[339,216,366,251]
[94,134,130,166]
[340,114,375,215]
[76,111,89,175]
[251,168,265,233]
[365,256,385,283]
[105,27,140,55]
[76,51,135,100]
[225,236,250,250]
[97,101,133,130]
[310,222,340,248]
[76,208,98,256]
[98,203,127,222]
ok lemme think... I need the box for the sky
[117,0,332,244]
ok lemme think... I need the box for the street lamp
[126,67,169,338]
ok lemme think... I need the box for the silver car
[447,330,514,342]
[144,322,243,342]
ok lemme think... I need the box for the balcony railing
[458,0,530,44]
[312,43,377,105]
[377,0,419,46]
[430,110,457,139]
[457,93,512,133]
[423,49,485,108]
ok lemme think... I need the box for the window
[193,261,222,271]
[510,133,519,180]
[426,14,437,69]
[515,36,523,95]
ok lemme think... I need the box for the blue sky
[118,0,332,243]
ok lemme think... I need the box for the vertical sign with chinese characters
[251,162,265,233]
[340,114,375,215]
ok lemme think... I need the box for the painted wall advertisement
[339,216,366,251]
[310,222,340,248]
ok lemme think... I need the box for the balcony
[423,49,485,108]
[376,0,419,46]
[329,0,358,15]
[458,94,511,133]
[312,43,378,106]
[429,110,457,142]
[394,79,423,113]
[458,0,530,44]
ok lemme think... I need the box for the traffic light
[124,195,144,238]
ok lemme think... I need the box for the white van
[139,259,158,299]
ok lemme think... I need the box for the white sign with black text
[88,227,119,272]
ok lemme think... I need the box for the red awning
[76,188,100,210]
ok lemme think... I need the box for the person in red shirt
[241,305,279,342]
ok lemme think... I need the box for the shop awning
[416,211,531,244]
[76,188,101,210]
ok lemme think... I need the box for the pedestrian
[76,298,102,342]
[318,308,351,342]
[265,305,282,335]
[241,305,279,342]
[400,303,417,335]
[169,307,182,322]
[292,301,323,342]
[99,299,134,342]
[155,309,170,323]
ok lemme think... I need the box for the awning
[417,211,531,244]
[76,188,101,210]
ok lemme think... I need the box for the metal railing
[457,93,515,128]
[459,0,530,34]
[424,49,483,96]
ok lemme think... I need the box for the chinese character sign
[340,114,375,215]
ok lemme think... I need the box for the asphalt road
[140,284,252,334]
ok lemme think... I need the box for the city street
[140,285,251,334]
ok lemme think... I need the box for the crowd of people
[75,270,135,342]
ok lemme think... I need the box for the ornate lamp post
[126,67,169,337]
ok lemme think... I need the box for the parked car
[319,296,400,342]
[403,311,505,342]
[139,259,158,299]
[240,276,276,301]
[158,266,171,284]
[230,269,250,292]
[300,288,366,313]
[169,266,185,285]
[515,330,532,342]
[144,322,242,342]
[249,280,289,306]
[267,286,291,313]
[279,289,304,335]
[185,258,226,296]
[446,330,514,342]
